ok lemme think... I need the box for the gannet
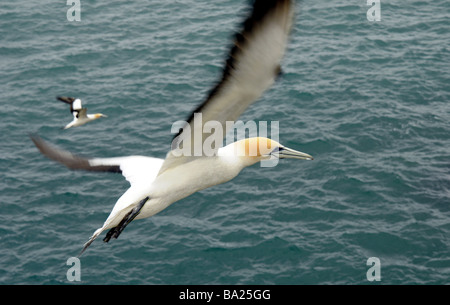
[57,96,106,129]
[31,0,313,255]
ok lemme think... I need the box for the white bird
[31,0,313,256]
[57,96,107,129]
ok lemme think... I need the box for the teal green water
[1,0,449,284]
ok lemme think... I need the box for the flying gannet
[31,0,313,256]
[57,96,107,129]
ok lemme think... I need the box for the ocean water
[0,0,449,285]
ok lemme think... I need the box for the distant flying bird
[57,96,106,129]
[31,0,313,256]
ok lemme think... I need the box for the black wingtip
[29,133,42,146]
[56,96,75,104]
[78,240,93,257]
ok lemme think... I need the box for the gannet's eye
[268,146,282,158]
[270,146,283,153]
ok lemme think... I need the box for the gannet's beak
[271,146,313,160]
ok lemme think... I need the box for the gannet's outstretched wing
[30,135,163,187]
[160,0,295,175]
[57,96,82,113]
[76,108,88,119]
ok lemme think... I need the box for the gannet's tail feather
[78,227,104,257]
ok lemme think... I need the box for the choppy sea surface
[0,0,449,285]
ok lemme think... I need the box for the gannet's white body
[31,0,313,255]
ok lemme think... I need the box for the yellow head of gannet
[219,137,313,166]
[89,113,107,119]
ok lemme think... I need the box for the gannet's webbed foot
[103,197,149,243]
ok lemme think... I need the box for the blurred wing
[57,96,76,113]
[57,96,75,104]
[30,135,164,186]
[76,108,87,119]
[160,0,295,175]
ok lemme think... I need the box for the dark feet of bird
[103,197,149,243]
